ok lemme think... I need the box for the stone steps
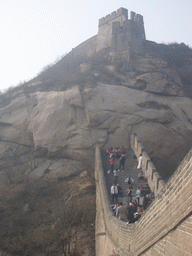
[102,147,148,205]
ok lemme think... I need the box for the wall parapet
[130,133,166,196]
[99,7,128,27]
[99,8,144,27]
[133,146,192,255]
[95,146,134,256]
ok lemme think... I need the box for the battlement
[130,11,144,23]
[97,7,146,53]
[99,8,144,27]
[99,7,128,26]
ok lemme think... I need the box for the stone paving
[101,148,148,205]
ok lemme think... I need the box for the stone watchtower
[97,7,146,53]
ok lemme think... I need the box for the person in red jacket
[109,155,115,173]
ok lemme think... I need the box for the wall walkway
[101,147,147,205]
[95,134,192,256]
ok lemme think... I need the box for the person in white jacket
[111,183,118,203]
[137,154,142,169]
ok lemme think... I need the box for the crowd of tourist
[111,183,153,224]
[106,146,126,174]
[106,147,154,224]
[106,146,126,158]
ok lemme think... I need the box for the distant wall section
[57,35,97,71]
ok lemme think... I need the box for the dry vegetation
[0,175,95,256]
[0,145,96,255]
[1,41,192,104]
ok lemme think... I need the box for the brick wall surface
[140,214,192,256]
[95,133,192,256]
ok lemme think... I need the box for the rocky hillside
[0,40,192,255]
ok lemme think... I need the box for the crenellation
[154,172,162,190]
[97,7,145,54]
[130,11,135,20]
[130,133,166,197]
[138,141,145,154]
[98,17,105,26]
[116,7,128,17]
[158,179,166,192]
[105,14,111,21]
[135,13,143,23]
[142,151,151,169]
[98,7,128,27]
[111,11,117,18]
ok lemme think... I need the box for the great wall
[93,8,192,256]
[58,7,146,71]
[95,133,192,256]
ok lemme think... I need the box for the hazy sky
[1,0,192,91]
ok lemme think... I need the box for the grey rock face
[0,43,192,182]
